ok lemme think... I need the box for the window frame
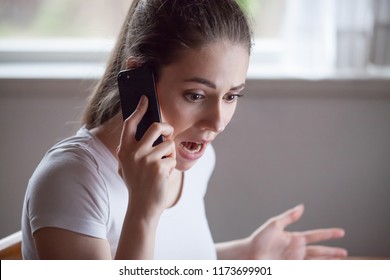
[1,37,389,80]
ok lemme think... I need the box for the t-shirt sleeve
[26,146,109,239]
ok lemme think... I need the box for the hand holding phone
[116,67,176,223]
[117,66,163,146]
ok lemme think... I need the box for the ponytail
[82,0,141,129]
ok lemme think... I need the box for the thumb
[276,204,305,229]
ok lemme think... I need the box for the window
[246,0,390,77]
[0,0,132,78]
[1,0,389,79]
[0,0,129,38]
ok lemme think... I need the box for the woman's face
[157,41,250,171]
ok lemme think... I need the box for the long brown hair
[82,0,253,129]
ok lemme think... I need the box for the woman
[22,0,347,259]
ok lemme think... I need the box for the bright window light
[1,0,389,79]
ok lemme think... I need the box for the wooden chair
[0,231,22,260]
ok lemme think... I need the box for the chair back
[0,231,22,260]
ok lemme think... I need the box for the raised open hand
[246,205,348,260]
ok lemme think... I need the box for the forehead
[159,41,250,88]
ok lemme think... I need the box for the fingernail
[295,204,304,210]
[138,95,147,108]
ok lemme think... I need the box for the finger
[142,122,174,148]
[306,255,346,260]
[283,234,306,260]
[160,141,177,174]
[162,155,177,175]
[305,245,348,260]
[273,204,305,228]
[146,140,177,174]
[298,228,345,244]
[126,58,143,69]
[120,95,148,148]
[148,139,176,161]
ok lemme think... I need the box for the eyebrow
[184,77,245,91]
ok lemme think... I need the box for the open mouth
[180,142,204,154]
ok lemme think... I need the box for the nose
[200,101,226,134]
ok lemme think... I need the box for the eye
[224,93,243,103]
[184,92,205,102]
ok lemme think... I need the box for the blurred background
[1,0,389,257]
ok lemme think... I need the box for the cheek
[159,95,179,123]
[223,104,237,126]
[160,104,192,134]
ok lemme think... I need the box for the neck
[89,113,123,159]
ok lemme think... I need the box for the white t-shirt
[22,127,217,259]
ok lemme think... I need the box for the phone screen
[117,66,163,146]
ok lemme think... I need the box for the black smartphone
[117,66,163,146]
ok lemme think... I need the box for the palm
[246,205,347,260]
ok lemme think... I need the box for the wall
[206,79,390,257]
[1,77,389,257]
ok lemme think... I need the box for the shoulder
[25,130,110,236]
[37,127,112,179]
[26,130,109,211]
[35,133,100,183]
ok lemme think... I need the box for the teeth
[181,142,203,154]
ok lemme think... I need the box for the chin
[175,160,198,172]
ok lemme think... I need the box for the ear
[126,57,142,69]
